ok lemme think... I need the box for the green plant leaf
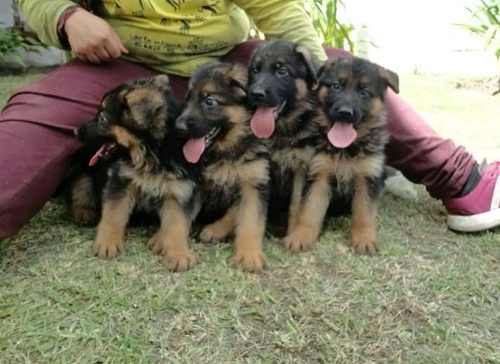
[459,0,500,61]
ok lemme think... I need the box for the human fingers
[95,46,112,61]
[103,37,123,58]
[86,52,102,64]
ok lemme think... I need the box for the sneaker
[445,161,500,232]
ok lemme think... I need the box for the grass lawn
[1,69,499,363]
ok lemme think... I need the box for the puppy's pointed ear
[379,66,399,93]
[316,59,333,81]
[229,78,247,99]
[224,64,248,99]
[102,87,127,121]
[295,45,319,86]
[122,90,135,110]
[249,42,266,62]
[315,59,339,89]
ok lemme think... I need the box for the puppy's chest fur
[201,140,269,210]
[270,136,316,175]
[269,112,319,177]
[117,160,196,209]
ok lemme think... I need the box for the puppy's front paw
[162,249,199,272]
[351,228,377,255]
[199,224,229,244]
[232,250,266,273]
[283,226,318,253]
[147,233,166,255]
[94,236,124,258]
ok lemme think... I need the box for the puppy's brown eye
[275,64,288,77]
[359,89,371,98]
[332,81,341,90]
[203,96,218,107]
[250,66,259,74]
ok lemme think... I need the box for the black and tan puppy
[69,75,200,271]
[286,57,399,254]
[176,62,270,272]
[247,40,319,252]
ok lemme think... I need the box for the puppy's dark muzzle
[248,78,278,107]
[329,105,357,123]
[76,111,115,142]
[249,87,268,104]
[175,115,189,134]
[175,114,208,139]
[76,119,99,142]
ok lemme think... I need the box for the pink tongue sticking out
[327,122,358,148]
[183,137,206,164]
[250,107,276,139]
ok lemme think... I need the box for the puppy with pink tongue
[250,105,281,139]
[284,56,398,256]
[327,122,358,149]
[176,62,270,273]
[183,137,206,164]
[247,41,321,253]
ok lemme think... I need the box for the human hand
[64,8,128,63]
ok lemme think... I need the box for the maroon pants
[0,41,476,239]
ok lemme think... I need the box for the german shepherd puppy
[247,40,319,252]
[70,75,200,272]
[286,57,399,254]
[176,62,270,272]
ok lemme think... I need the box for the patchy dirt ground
[454,76,500,95]
[401,73,500,162]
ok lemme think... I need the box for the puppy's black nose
[76,119,99,142]
[250,88,267,101]
[175,116,189,133]
[335,106,354,121]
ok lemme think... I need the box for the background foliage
[0,27,41,67]
[459,0,500,59]
[308,0,356,52]
[0,2,46,68]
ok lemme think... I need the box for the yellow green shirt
[18,0,327,76]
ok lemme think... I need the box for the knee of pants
[324,47,352,60]
[0,121,80,239]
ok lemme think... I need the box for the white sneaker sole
[447,208,500,232]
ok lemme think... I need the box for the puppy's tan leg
[148,199,198,272]
[94,188,135,258]
[284,173,331,253]
[232,183,267,273]
[287,168,306,235]
[199,205,238,244]
[70,172,98,225]
[351,176,378,255]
